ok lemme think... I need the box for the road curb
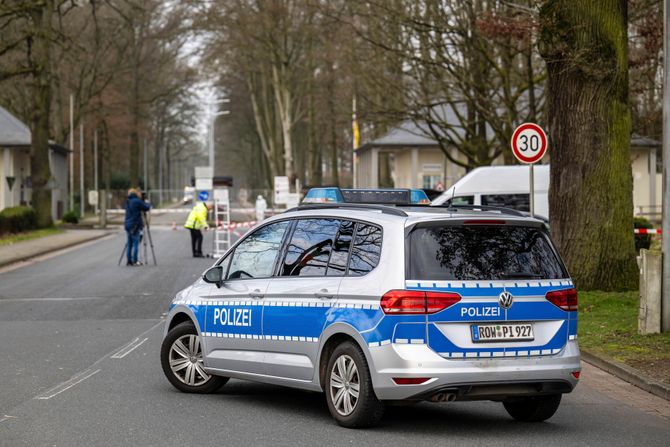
[581,349,670,401]
[0,231,114,269]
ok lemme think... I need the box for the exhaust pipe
[430,392,446,402]
[429,392,457,402]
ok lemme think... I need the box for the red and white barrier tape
[634,228,662,235]
[217,220,257,230]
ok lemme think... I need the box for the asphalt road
[0,228,668,447]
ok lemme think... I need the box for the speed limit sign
[511,123,547,218]
[511,123,547,164]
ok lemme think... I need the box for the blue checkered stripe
[406,279,577,359]
[174,299,382,343]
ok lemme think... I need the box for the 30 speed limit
[511,123,547,164]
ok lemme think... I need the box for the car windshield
[408,224,567,281]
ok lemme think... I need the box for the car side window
[281,218,341,277]
[326,220,354,276]
[227,221,290,280]
[446,195,474,206]
[481,193,530,212]
[348,223,382,276]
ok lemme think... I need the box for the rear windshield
[409,224,567,280]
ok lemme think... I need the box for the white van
[432,165,549,218]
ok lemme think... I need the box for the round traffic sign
[511,123,547,164]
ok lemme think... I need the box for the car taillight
[381,290,461,314]
[546,288,578,311]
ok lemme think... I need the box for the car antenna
[446,186,457,212]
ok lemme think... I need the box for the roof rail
[287,203,408,217]
[425,203,526,217]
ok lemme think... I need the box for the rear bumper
[368,340,581,401]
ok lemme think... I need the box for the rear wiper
[499,272,542,279]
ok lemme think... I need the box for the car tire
[160,321,228,394]
[325,341,385,428]
[503,394,562,422]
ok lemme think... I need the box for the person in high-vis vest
[184,191,212,257]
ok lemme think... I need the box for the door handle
[314,289,334,299]
[250,289,264,299]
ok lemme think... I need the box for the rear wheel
[503,394,562,422]
[325,341,385,428]
[160,321,228,393]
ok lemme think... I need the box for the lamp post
[209,111,230,174]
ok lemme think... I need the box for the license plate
[471,323,534,343]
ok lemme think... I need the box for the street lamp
[209,110,230,174]
[207,98,230,175]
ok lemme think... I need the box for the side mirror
[203,266,224,288]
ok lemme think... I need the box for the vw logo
[499,291,514,309]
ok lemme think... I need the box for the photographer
[124,188,151,266]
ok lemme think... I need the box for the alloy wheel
[169,334,210,386]
[329,354,360,416]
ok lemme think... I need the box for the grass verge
[0,227,64,246]
[579,291,670,386]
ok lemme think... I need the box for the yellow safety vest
[184,202,208,230]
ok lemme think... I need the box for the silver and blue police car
[160,202,580,428]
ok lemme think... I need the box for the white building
[0,106,70,221]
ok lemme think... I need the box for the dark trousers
[189,228,203,256]
[126,229,141,264]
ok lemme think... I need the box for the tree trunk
[272,65,295,180]
[29,1,54,228]
[539,0,638,291]
[327,76,339,185]
[128,18,142,187]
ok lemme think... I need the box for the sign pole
[662,0,670,332]
[79,122,84,218]
[94,129,98,215]
[530,163,535,218]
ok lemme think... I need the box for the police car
[160,202,580,428]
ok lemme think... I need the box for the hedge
[633,216,654,252]
[0,206,38,236]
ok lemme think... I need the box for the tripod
[118,211,157,266]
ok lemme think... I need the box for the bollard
[638,249,662,334]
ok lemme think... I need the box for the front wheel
[503,394,562,422]
[325,341,385,428]
[160,321,228,393]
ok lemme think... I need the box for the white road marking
[0,297,105,302]
[32,319,164,401]
[111,337,148,359]
[34,369,101,400]
[0,415,18,424]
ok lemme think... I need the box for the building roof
[358,107,662,153]
[631,134,661,148]
[0,105,31,146]
[0,105,71,154]
[360,119,439,148]
[357,102,494,152]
